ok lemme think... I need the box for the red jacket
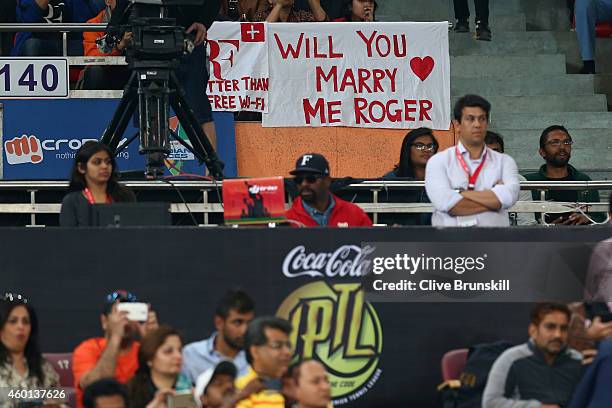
[286,195,373,227]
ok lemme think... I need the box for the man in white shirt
[182,290,255,383]
[425,95,519,227]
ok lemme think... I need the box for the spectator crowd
[0,289,334,408]
[2,290,612,407]
[59,94,612,228]
[1,1,611,407]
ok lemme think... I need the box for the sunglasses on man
[293,174,324,185]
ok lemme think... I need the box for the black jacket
[482,340,584,407]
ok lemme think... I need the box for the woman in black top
[128,326,192,408]
[381,127,439,226]
[59,141,135,226]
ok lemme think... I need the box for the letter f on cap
[301,154,313,166]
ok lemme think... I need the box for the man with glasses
[286,153,372,227]
[524,125,604,225]
[72,290,158,408]
[425,94,519,227]
[235,316,294,408]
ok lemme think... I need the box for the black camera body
[103,0,201,68]
[126,17,188,69]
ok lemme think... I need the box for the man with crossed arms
[425,94,519,227]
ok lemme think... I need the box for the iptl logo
[277,282,382,400]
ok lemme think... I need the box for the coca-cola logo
[248,185,278,194]
[282,245,376,278]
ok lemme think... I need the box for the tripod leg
[169,72,224,179]
[100,71,138,153]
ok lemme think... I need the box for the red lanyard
[455,145,487,190]
[83,188,112,204]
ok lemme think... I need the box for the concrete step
[509,149,612,173]
[595,74,612,110]
[522,0,573,32]
[376,0,527,29]
[451,55,566,77]
[490,0,524,15]
[499,128,612,172]
[379,12,527,31]
[490,112,612,129]
[554,31,612,74]
[450,31,558,55]
[377,0,525,19]
[496,128,612,149]
[452,75,596,96]
[377,0,449,21]
[487,14,527,31]
[452,95,608,113]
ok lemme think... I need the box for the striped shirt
[235,366,285,408]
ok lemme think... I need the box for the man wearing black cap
[196,360,266,408]
[196,360,236,408]
[286,153,372,227]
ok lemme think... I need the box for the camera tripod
[100,18,224,179]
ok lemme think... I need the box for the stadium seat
[441,348,469,381]
[66,387,77,408]
[43,352,74,387]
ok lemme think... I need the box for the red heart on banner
[410,56,435,81]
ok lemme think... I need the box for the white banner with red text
[207,22,450,130]
[207,22,269,113]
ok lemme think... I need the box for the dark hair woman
[336,0,377,21]
[128,326,192,408]
[0,294,60,407]
[387,127,439,180]
[60,141,135,226]
[381,128,440,226]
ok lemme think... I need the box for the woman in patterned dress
[0,294,61,407]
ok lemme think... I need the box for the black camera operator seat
[100,0,224,179]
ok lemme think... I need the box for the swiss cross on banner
[241,22,265,42]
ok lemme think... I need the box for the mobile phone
[117,302,148,322]
[166,391,197,408]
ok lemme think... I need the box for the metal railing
[0,23,107,57]
[0,180,608,226]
